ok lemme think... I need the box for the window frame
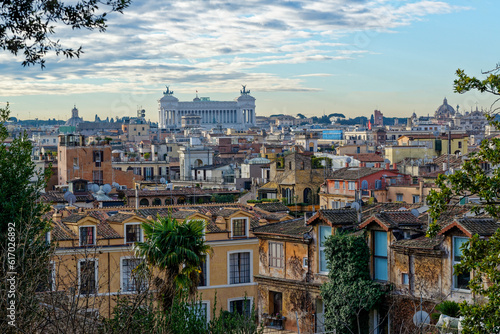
[396,194,403,202]
[227,297,253,317]
[348,181,355,190]
[319,225,332,274]
[268,242,284,268]
[79,225,96,246]
[124,223,143,243]
[227,250,253,285]
[198,254,210,288]
[78,258,98,295]
[452,236,471,291]
[231,217,249,238]
[120,256,147,293]
[373,230,388,281]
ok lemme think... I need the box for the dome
[436,98,455,117]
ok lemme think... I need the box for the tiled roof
[106,212,135,223]
[51,220,77,241]
[327,167,384,180]
[440,217,500,237]
[458,217,499,236]
[254,202,289,212]
[253,218,312,239]
[360,210,424,230]
[171,210,201,220]
[61,214,87,223]
[308,209,359,226]
[346,153,384,163]
[216,208,241,218]
[391,235,444,250]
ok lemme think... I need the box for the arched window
[361,180,368,190]
[303,188,312,204]
[165,198,173,205]
[139,198,149,206]
[152,198,161,206]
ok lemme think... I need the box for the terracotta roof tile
[254,202,290,212]
[253,218,312,239]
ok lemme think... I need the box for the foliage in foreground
[135,217,212,311]
[103,292,263,334]
[427,65,500,333]
[321,232,385,334]
[0,0,130,67]
[0,103,54,333]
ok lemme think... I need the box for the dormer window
[80,226,96,246]
[231,218,248,238]
[125,223,143,243]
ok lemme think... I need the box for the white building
[158,86,256,130]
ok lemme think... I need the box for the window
[93,150,103,167]
[269,242,284,268]
[231,218,248,237]
[412,195,420,203]
[199,255,209,287]
[133,167,141,176]
[144,167,154,180]
[361,180,368,190]
[229,298,251,317]
[79,259,97,295]
[319,226,331,273]
[121,258,146,292]
[92,170,103,185]
[373,231,388,281]
[402,273,409,285]
[334,180,340,189]
[79,226,95,246]
[73,157,79,168]
[303,257,309,268]
[453,237,470,290]
[458,141,462,149]
[332,201,340,209]
[124,224,142,243]
[229,252,251,284]
[190,302,209,324]
[375,180,382,189]
[396,194,403,202]
[348,181,355,190]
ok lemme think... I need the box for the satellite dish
[411,209,420,217]
[413,311,430,327]
[112,182,119,188]
[64,191,77,205]
[244,159,249,164]
[160,177,166,184]
[63,191,73,201]
[351,202,360,211]
[346,157,352,163]
[102,184,112,194]
[399,207,407,211]
[384,158,390,164]
[91,184,100,193]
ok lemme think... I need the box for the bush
[431,300,461,320]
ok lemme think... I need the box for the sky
[1,0,499,122]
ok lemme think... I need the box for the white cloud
[0,0,468,98]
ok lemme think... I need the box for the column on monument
[224,110,227,123]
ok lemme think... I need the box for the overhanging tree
[0,103,54,333]
[0,0,130,67]
[427,65,500,333]
[321,232,385,334]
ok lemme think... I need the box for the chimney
[375,163,381,168]
[385,163,390,170]
[345,162,350,168]
[392,163,397,170]
[360,162,366,167]
[52,210,62,222]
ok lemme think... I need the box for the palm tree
[135,216,212,311]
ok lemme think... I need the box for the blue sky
[0,0,498,121]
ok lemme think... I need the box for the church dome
[436,98,455,117]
